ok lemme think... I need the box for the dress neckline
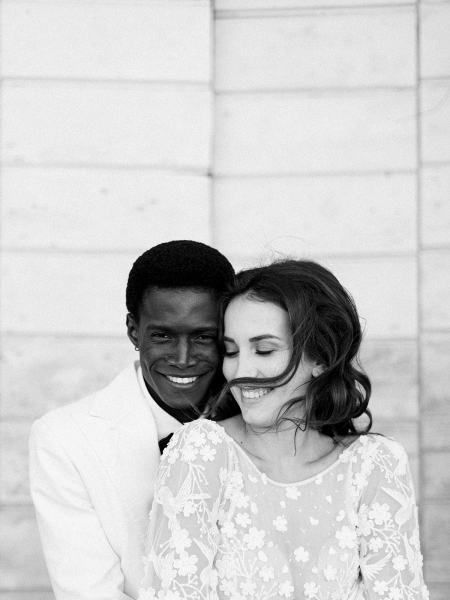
[208,419,363,487]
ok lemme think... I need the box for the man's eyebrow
[145,323,218,332]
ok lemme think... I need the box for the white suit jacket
[29,362,181,600]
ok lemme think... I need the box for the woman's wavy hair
[209,259,372,439]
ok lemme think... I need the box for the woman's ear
[311,364,325,378]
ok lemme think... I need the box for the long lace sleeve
[139,420,228,600]
[357,437,429,600]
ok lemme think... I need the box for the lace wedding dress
[139,419,428,600]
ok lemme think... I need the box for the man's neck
[144,380,202,424]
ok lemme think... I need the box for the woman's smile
[239,387,272,400]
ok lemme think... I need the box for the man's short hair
[126,240,235,318]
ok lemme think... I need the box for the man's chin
[150,373,213,410]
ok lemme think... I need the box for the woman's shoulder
[358,433,408,458]
[165,418,229,456]
[347,433,410,476]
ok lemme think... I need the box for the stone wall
[0,1,449,597]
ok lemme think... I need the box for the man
[29,240,235,600]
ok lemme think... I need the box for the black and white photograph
[1,1,449,599]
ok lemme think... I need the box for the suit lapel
[85,363,161,522]
[67,362,185,574]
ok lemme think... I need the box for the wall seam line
[209,0,217,248]
[415,0,425,530]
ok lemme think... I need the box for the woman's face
[222,294,318,429]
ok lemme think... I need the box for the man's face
[127,287,220,411]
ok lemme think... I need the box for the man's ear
[126,313,139,349]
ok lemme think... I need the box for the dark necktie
[158,433,174,455]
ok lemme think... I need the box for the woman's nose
[233,353,258,379]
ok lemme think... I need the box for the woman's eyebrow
[249,335,282,342]
[223,335,282,343]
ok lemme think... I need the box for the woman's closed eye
[223,343,238,357]
[223,346,277,357]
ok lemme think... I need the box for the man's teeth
[241,388,271,399]
[166,376,198,385]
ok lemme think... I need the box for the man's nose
[167,339,196,368]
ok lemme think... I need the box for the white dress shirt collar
[136,364,182,439]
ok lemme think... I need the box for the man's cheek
[203,347,219,363]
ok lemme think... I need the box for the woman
[139,260,428,600]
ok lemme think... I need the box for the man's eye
[196,335,216,343]
[151,332,171,341]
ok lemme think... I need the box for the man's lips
[156,372,208,387]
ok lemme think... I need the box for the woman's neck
[224,414,338,481]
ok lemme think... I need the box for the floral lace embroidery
[139,420,428,600]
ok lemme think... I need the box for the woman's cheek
[230,387,241,403]
[222,358,234,381]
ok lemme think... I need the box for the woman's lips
[240,387,272,399]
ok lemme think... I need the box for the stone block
[0,506,50,589]
[0,594,53,600]
[215,90,416,175]
[423,451,450,500]
[0,336,133,419]
[423,415,450,451]
[216,0,411,8]
[421,80,450,163]
[0,421,31,504]
[1,168,211,251]
[215,174,416,259]
[426,583,450,600]
[323,256,417,338]
[421,251,450,330]
[420,2,450,79]
[422,503,450,582]
[216,7,415,90]
[1,2,211,81]
[421,165,450,248]
[1,253,134,335]
[360,339,418,420]
[1,82,211,169]
[421,333,450,414]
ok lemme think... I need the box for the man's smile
[166,375,198,384]
[156,372,211,389]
